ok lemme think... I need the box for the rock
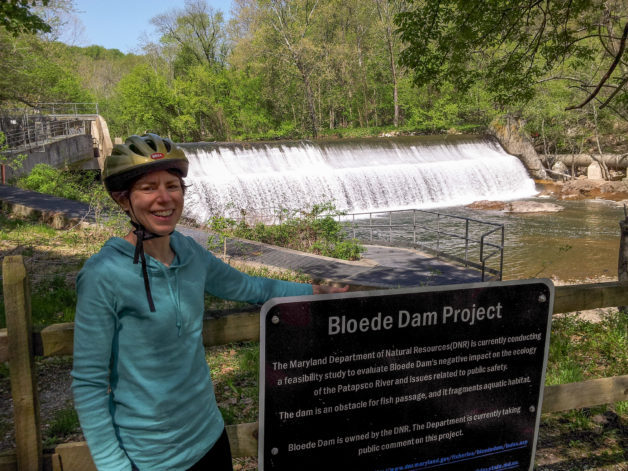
[504,201,564,213]
[468,200,564,213]
[559,179,628,200]
[587,162,604,180]
[489,116,548,179]
[552,161,569,174]
[466,200,506,210]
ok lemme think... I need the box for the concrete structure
[91,115,113,170]
[553,153,628,169]
[2,134,95,181]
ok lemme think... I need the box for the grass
[0,211,126,329]
[42,407,80,450]
[545,310,628,385]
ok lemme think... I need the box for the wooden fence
[1,255,627,470]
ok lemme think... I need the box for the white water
[181,137,537,223]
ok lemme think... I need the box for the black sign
[259,280,554,471]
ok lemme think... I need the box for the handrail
[208,206,506,280]
[0,116,89,153]
[337,208,505,280]
[2,102,100,116]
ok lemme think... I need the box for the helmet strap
[130,220,159,313]
[126,201,175,314]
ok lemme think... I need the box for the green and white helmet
[103,133,188,192]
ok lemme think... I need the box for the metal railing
[1,116,88,153]
[25,102,99,117]
[337,209,505,281]
[209,205,505,281]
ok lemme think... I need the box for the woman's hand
[312,284,350,294]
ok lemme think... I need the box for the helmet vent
[129,144,141,155]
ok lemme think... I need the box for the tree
[0,32,93,106]
[0,0,51,35]
[150,0,228,76]
[396,0,628,115]
[374,0,406,127]
[108,64,177,138]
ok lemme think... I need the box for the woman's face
[119,170,184,236]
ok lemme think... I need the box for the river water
[369,197,624,282]
[472,198,624,281]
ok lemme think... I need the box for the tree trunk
[298,64,319,137]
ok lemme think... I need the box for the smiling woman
[70,133,347,471]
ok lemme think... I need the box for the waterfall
[180,136,537,224]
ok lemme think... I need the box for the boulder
[559,179,628,200]
[587,162,604,180]
[504,201,564,213]
[489,116,547,179]
[468,200,564,213]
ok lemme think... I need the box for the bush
[208,203,364,261]
[17,164,113,210]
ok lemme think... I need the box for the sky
[68,0,233,54]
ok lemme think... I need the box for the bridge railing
[1,118,88,154]
[0,103,99,154]
[204,207,505,280]
[20,103,99,117]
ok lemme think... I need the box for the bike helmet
[103,133,188,192]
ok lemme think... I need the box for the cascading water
[180,136,537,224]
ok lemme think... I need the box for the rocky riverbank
[469,178,628,213]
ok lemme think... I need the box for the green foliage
[0,0,51,35]
[31,275,77,328]
[17,164,112,209]
[107,64,177,138]
[0,274,77,330]
[209,203,364,261]
[396,0,626,112]
[0,131,28,171]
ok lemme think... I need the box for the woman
[71,134,347,470]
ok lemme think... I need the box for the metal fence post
[464,219,469,267]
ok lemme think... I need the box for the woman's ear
[111,191,131,212]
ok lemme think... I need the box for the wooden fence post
[3,255,42,471]
[618,209,628,312]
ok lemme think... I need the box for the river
[377,197,624,282]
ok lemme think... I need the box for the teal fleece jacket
[71,231,312,470]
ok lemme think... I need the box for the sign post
[259,280,554,471]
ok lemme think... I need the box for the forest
[0,0,627,155]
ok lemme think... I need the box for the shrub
[208,203,364,261]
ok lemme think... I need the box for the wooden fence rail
[1,255,627,470]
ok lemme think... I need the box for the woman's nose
[155,186,173,202]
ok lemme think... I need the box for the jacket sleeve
[71,265,133,471]
[202,250,313,302]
